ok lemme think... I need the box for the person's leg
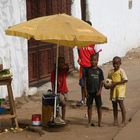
[80,67,86,104]
[81,87,86,104]
[97,107,102,127]
[118,100,126,125]
[61,101,66,120]
[86,92,93,125]
[54,94,66,124]
[112,101,118,125]
[59,94,66,120]
[87,105,92,124]
[61,94,68,120]
[95,95,102,127]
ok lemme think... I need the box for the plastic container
[32,114,41,126]
[42,94,55,106]
[42,105,53,126]
[0,107,6,114]
[42,91,60,126]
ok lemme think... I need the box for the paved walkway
[114,106,140,140]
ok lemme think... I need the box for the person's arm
[50,70,55,93]
[112,69,128,88]
[112,79,128,87]
[97,69,104,96]
[77,48,81,64]
[97,80,104,96]
[84,68,88,98]
[63,63,69,72]
[83,77,88,98]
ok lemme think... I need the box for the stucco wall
[72,0,140,67]
[1,0,140,98]
[71,0,82,69]
[0,0,28,98]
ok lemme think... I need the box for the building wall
[71,0,82,69]
[1,0,140,97]
[0,0,28,98]
[72,0,140,68]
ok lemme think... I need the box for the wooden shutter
[38,0,47,16]
[27,0,74,86]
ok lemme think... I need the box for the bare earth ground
[0,47,140,140]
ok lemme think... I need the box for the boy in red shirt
[78,44,96,105]
[51,56,69,121]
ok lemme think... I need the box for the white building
[0,0,140,98]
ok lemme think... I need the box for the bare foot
[86,123,95,128]
[113,121,119,126]
[119,122,126,127]
[98,122,103,127]
[91,123,95,127]
[86,123,91,128]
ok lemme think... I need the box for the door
[26,0,74,86]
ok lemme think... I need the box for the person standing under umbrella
[84,53,104,127]
[51,56,69,123]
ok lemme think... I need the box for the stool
[0,77,19,128]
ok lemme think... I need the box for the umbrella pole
[53,42,59,119]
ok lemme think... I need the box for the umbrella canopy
[5,13,107,47]
[5,13,107,120]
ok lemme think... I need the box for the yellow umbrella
[5,13,107,120]
[5,13,107,47]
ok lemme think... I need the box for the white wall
[1,0,140,98]
[72,0,140,67]
[0,0,28,98]
[71,0,82,69]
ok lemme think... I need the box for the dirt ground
[0,47,140,140]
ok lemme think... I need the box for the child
[77,21,96,106]
[84,53,104,127]
[77,44,96,106]
[107,56,128,126]
[51,56,69,122]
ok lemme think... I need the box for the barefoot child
[84,53,104,127]
[107,56,128,126]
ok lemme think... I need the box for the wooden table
[0,77,19,128]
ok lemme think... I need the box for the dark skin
[58,57,69,120]
[52,57,69,92]
[110,57,128,126]
[84,54,104,127]
[52,57,69,120]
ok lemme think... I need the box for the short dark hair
[85,20,92,26]
[113,56,121,63]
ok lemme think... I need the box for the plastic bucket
[0,107,5,114]
[32,114,41,126]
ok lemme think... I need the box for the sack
[0,69,12,79]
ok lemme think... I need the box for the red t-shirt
[78,44,96,67]
[51,69,68,94]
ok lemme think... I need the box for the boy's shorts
[79,78,85,87]
[79,67,86,87]
[86,92,102,108]
[111,86,126,101]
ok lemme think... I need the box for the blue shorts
[79,78,85,87]
[79,67,86,87]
